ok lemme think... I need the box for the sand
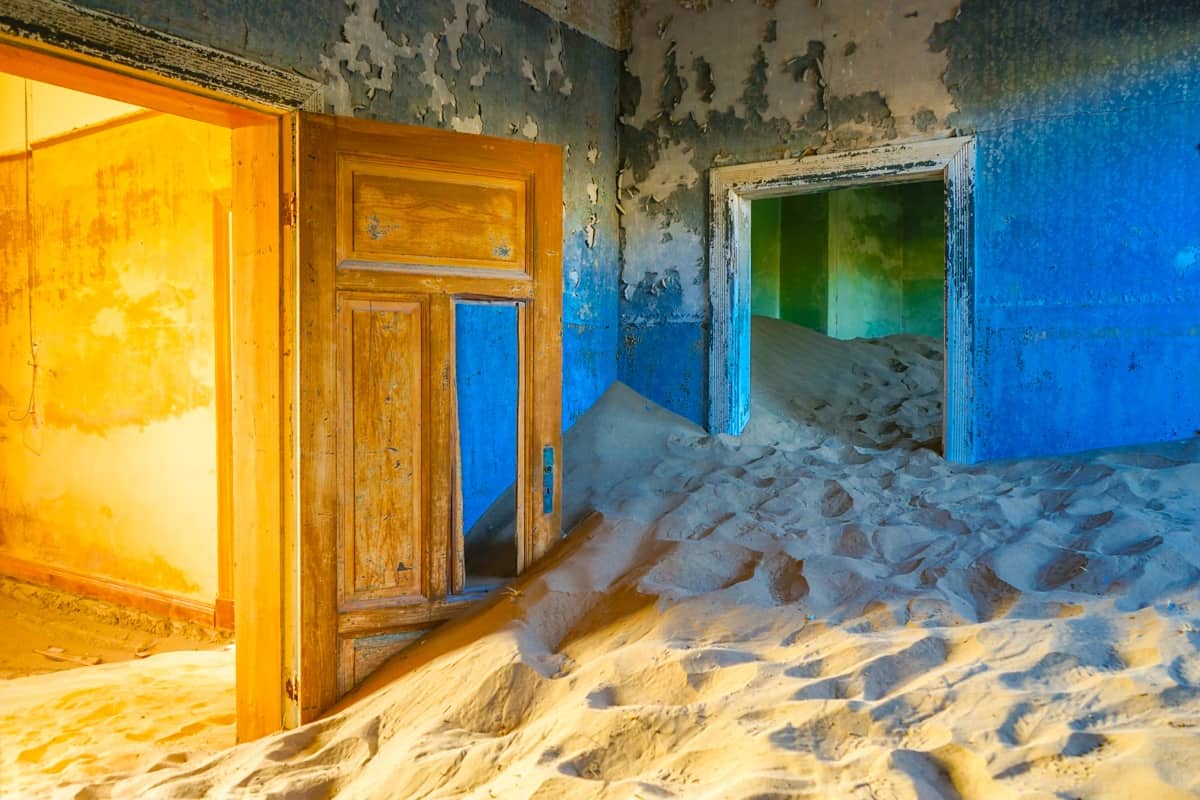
[0,577,230,680]
[5,314,1200,799]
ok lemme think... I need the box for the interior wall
[0,84,230,602]
[751,183,944,340]
[749,198,780,318]
[778,194,828,334]
[455,303,519,537]
[61,0,623,437]
[619,0,1200,460]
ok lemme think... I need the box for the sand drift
[10,316,1200,799]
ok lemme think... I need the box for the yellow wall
[0,105,231,603]
[0,74,144,154]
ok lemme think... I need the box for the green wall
[750,198,781,318]
[900,181,946,338]
[779,194,829,333]
[750,180,945,340]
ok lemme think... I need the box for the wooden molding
[0,554,221,628]
[214,597,235,631]
[0,0,320,114]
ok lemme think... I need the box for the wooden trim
[0,39,268,128]
[214,597,235,630]
[707,136,976,462]
[0,0,319,114]
[213,189,235,630]
[528,144,564,564]
[231,117,286,741]
[296,111,340,723]
[280,111,302,731]
[0,554,219,627]
[334,264,537,300]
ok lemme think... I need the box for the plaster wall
[749,197,780,318]
[64,0,623,437]
[619,0,1200,459]
[0,106,229,601]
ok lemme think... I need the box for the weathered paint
[618,0,958,425]
[62,0,622,433]
[621,0,1200,460]
[0,99,229,600]
[936,0,1200,459]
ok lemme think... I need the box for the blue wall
[455,303,518,534]
[618,0,1200,461]
[934,0,1200,459]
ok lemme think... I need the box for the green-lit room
[747,180,947,450]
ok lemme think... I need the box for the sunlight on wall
[0,81,230,602]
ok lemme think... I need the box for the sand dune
[6,315,1200,798]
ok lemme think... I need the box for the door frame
[0,3,320,741]
[707,136,977,462]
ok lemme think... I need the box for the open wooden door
[290,112,563,723]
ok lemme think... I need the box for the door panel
[338,294,427,606]
[338,157,527,272]
[295,112,562,722]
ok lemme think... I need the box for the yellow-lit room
[0,70,237,784]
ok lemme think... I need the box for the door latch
[542,445,555,514]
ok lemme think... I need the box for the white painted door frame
[707,136,977,462]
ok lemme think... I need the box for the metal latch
[542,446,555,514]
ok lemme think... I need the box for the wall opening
[748,180,947,451]
[454,300,521,585]
[708,137,975,462]
[0,67,238,752]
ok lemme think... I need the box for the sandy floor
[7,315,1200,798]
[0,577,230,679]
[0,579,234,796]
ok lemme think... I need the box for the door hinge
[283,192,298,227]
[285,675,299,701]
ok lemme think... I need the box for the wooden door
[292,112,563,723]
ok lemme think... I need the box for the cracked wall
[619,0,1200,459]
[69,0,622,432]
[618,0,958,425]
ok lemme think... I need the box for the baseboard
[0,554,221,628]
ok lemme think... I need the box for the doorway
[0,32,307,744]
[707,137,976,462]
[747,180,947,451]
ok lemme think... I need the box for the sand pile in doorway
[21,315,1200,799]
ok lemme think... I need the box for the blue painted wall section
[933,0,1200,459]
[619,0,1200,460]
[455,303,518,534]
[66,0,622,435]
